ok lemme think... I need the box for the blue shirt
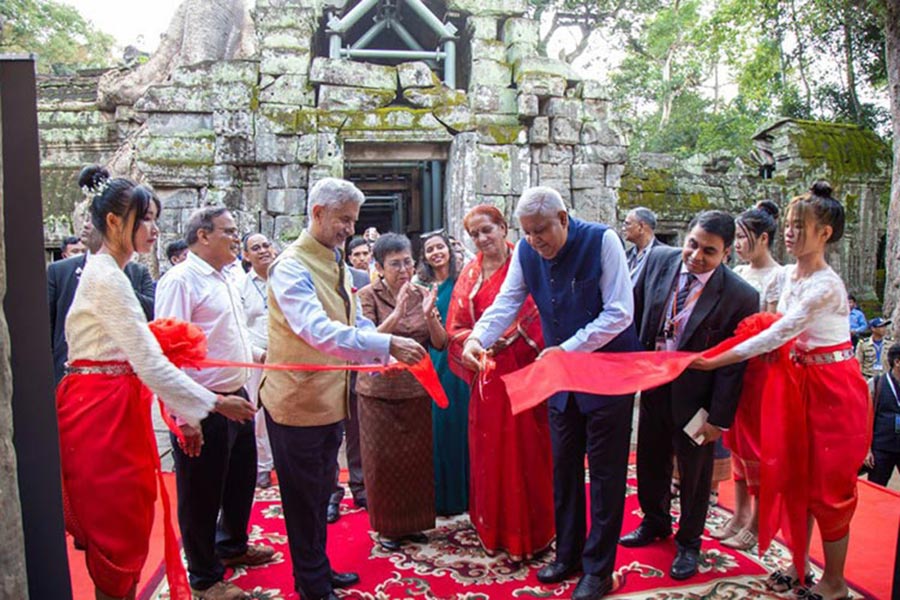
[849,308,867,334]
[268,255,392,365]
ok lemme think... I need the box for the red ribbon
[148,318,449,409]
[502,313,773,415]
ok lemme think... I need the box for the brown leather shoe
[190,581,249,600]
[220,544,275,567]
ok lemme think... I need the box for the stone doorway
[344,143,447,251]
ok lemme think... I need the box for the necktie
[675,273,696,315]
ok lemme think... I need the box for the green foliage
[0,0,115,74]
[536,0,889,156]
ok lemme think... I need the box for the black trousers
[266,410,343,599]
[331,382,365,504]
[549,394,633,578]
[170,387,257,590]
[636,386,714,551]
[869,448,900,486]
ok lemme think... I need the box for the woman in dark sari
[447,205,555,560]
[417,230,471,515]
[356,233,447,550]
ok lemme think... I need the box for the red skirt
[57,361,190,599]
[724,356,767,494]
[758,344,871,567]
[468,354,555,560]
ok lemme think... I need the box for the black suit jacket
[47,254,155,384]
[634,246,759,429]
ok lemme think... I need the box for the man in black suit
[619,210,758,580]
[48,223,155,384]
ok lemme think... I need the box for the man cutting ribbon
[461,187,639,600]
[259,178,426,600]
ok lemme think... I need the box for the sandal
[793,587,852,600]
[765,569,815,593]
[709,518,742,540]
[721,527,758,550]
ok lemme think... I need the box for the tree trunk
[97,0,256,110]
[884,0,900,339]
[789,0,812,109]
[842,3,862,122]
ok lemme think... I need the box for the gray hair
[628,207,657,230]
[186,206,230,245]
[514,186,567,219]
[308,177,366,211]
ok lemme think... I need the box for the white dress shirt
[155,251,256,393]
[239,269,269,350]
[471,228,634,353]
[268,255,392,364]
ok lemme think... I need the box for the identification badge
[873,363,884,372]
[655,336,677,352]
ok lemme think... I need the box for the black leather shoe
[330,571,359,588]
[670,546,699,580]
[326,501,340,524]
[379,537,403,551]
[404,532,428,544]
[572,574,614,600]
[619,524,672,547]
[536,561,581,584]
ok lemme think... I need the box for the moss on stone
[339,107,437,131]
[786,120,890,179]
[249,85,260,112]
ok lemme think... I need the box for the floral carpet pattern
[147,465,869,599]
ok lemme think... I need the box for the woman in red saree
[59,166,255,600]
[447,205,555,561]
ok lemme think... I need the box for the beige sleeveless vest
[260,230,355,426]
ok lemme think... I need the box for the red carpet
[104,464,895,600]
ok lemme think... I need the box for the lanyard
[251,276,268,309]
[886,373,899,408]
[668,276,703,322]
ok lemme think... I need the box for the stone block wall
[618,140,890,299]
[36,0,627,271]
[34,2,887,296]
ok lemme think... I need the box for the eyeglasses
[384,258,415,271]
[216,227,240,239]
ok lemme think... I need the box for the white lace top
[65,253,217,426]
[733,263,782,310]
[732,264,851,359]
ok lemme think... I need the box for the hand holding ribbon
[148,317,449,409]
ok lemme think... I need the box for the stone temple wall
[617,118,892,300]
[36,0,626,273]
[34,2,889,298]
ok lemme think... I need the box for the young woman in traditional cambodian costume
[691,182,869,600]
[58,166,255,600]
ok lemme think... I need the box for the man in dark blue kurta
[463,187,639,600]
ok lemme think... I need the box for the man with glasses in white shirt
[156,207,272,600]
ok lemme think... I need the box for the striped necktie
[675,273,696,314]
